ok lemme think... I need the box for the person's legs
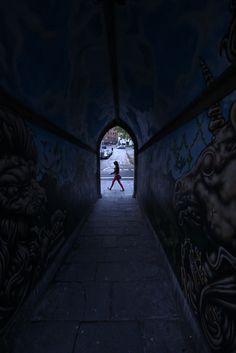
[108,175,118,190]
[117,179,125,191]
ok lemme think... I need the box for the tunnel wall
[0,1,113,147]
[116,0,231,146]
[0,105,97,333]
[137,88,236,353]
[137,4,236,351]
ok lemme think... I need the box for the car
[117,144,126,149]
[100,145,113,159]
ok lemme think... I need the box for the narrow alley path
[12,194,205,353]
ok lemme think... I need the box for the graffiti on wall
[139,4,236,352]
[174,96,236,351]
[0,106,96,332]
[173,7,236,349]
[0,107,66,330]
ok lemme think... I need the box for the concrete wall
[0,106,97,332]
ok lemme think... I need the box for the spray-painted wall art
[138,60,236,353]
[138,86,236,353]
[174,94,236,352]
[0,106,97,332]
[138,4,236,351]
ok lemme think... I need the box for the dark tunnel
[0,1,236,352]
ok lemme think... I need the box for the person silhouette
[108,161,125,191]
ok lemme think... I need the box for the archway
[97,121,138,198]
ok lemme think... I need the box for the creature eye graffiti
[201,152,215,176]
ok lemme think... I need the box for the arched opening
[97,121,138,198]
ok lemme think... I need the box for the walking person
[108,161,125,191]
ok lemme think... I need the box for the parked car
[117,143,126,149]
[100,145,113,159]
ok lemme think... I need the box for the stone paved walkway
[12,193,205,353]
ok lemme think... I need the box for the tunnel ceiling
[0,0,231,147]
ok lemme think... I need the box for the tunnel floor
[12,194,201,353]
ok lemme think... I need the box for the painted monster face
[174,103,236,253]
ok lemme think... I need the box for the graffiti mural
[138,4,236,352]
[174,98,236,253]
[0,107,47,330]
[0,106,96,332]
[139,91,236,353]
[173,36,236,350]
[175,9,236,348]
[174,94,236,351]
[181,240,236,352]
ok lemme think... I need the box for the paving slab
[56,263,97,282]
[96,262,166,282]
[66,246,160,263]
[143,319,198,353]
[82,222,147,233]
[72,235,155,250]
[87,214,140,223]
[75,235,156,249]
[11,321,79,353]
[74,322,144,353]
[101,235,156,248]
[32,283,85,321]
[84,282,111,320]
[80,226,149,237]
[112,280,178,320]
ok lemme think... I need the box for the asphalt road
[100,146,134,179]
